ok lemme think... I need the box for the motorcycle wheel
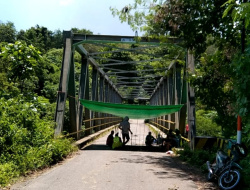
[218,169,240,190]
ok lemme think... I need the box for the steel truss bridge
[55,31,196,149]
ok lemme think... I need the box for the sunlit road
[11,119,199,190]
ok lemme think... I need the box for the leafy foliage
[111,0,240,54]
[223,1,250,28]
[177,143,216,170]
[0,41,41,95]
[196,110,222,137]
[192,46,237,138]
[0,96,76,187]
[0,39,79,187]
[0,21,16,43]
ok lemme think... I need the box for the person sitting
[145,132,156,147]
[157,134,163,145]
[162,129,176,151]
[106,130,114,148]
[112,132,123,149]
[174,129,181,147]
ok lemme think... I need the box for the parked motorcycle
[206,139,248,190]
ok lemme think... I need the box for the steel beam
[68,48,77,138]
[187,50,196,150]
[77,55,89,139]
[91,67,98,131]
[54,31,73,136]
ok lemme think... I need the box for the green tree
[223,1,250,30]
[71,27,93,34]
[196,110,222,137]
[192,44,237,138]
[111,0,240,54]
[51,29,63,49]
[0,41,41,96]
[0,21,16,43]
[16,25,53,53]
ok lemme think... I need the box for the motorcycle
[206,139,248,190]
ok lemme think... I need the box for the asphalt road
[11,119,200,190]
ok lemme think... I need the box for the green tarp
[80,99,183,119]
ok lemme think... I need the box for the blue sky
[0,0,138,36]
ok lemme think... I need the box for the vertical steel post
[84,69,90,136]
[175,62,182,131]
[104,81,109,128]
[163,77,169,132]
[68,47,77,138]
[160,83,164,127]
[91,67,98,132]
[179,62,187,137]
[99,76,104,129]
[77,55,89,139]
[54,31,73,136]
[168,68,175,130]
[187,50,196,150]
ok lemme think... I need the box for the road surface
[11,119,215,190]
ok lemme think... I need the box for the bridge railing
[59,116,122,139]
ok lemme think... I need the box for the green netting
[80,99,183,119]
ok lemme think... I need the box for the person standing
[118,116,133,145]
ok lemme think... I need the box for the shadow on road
[81,143,219,189]
[82,144,166,152]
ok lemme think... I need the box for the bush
[177,145,216,171]
[0,97,76,188]
[196,109,222,137]
[0,162,19,187]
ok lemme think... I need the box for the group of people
[145,129,182,151]
[106,116,133,149]
[106,116,183,151]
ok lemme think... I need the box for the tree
[0,41,41,96]
[0,21,16,43]
[223,1,250,30]
[196,110,222,137]
[71,28,93,34]
[51,29,63,49]
[16,25,53,53]
[192,46,237,138]
[111,0,241,54]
